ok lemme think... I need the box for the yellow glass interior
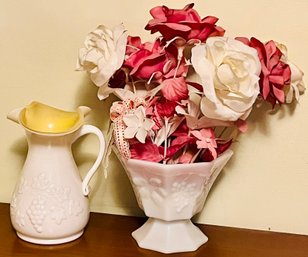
[20,102,83,134]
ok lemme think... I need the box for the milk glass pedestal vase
[120,149,233,254]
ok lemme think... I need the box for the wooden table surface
[1,202,308,257]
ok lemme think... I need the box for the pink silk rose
[237,37,291,107]
[124,36,187,81]
[145,3,225,43]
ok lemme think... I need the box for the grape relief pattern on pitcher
[10,173,84,233]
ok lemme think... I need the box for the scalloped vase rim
[125,149,234,168]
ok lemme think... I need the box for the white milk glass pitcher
[7,101,105,244]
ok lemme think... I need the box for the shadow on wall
[245,99,298,136]
[192,99,299,223]
[73,74,141,215]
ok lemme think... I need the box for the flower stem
[163,117,169,164]
[218,127,227,138]
[173,46,184,78]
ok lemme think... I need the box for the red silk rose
[124,36,187,81]
[145,3,225,43]
[237,37,291,106]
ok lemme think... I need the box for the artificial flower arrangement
[77,3,305,164]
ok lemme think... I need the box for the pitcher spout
[78,106,91,117]
[7,107,22,124]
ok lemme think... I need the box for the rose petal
[161,77,188,102]
[130,141,163,162]
[272,86,285,103]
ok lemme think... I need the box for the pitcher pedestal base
[132,218,208,254]
[16,230,84,245]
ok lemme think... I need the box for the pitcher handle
[73,125,105,196]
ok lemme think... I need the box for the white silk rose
[191,37,261,121]
[77,24,127,100]
[276,43,305,103]
[286,62,305,103]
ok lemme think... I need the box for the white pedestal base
[132,218,208,254]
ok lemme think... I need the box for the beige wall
[1,0,308,235]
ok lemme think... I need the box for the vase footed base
[132,218,208,253]
[16,230,84,245]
